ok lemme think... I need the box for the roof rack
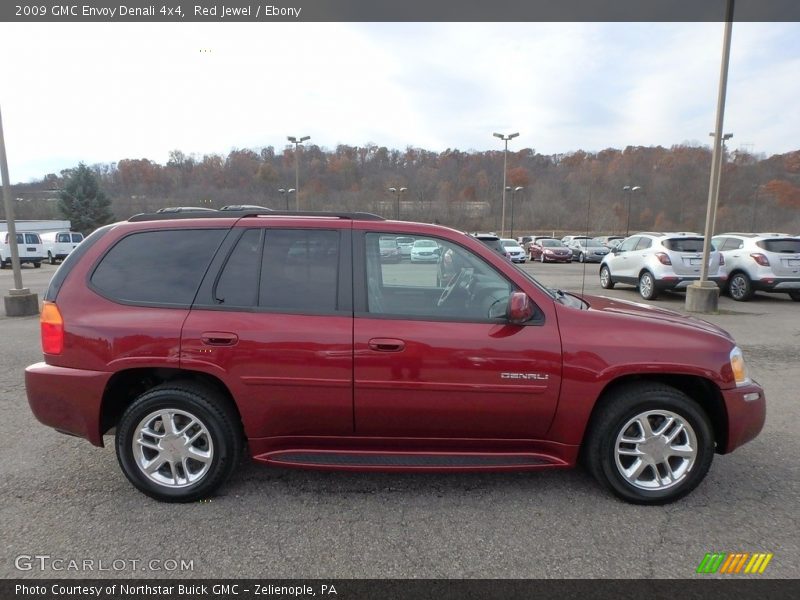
[128,209,385,223]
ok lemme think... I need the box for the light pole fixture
[388,186,408,220]
[623,185,642,237]
[278,187,295,211]
[505,186,524,239]
[493,132,519,237]
[287,135,310,210]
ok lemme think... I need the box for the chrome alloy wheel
[614,410,697,491]
[132,409,214,488]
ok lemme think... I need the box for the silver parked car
[567,239,610,263]
[599,233,726,300]
[711,233,800,302]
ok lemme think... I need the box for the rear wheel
[638,271,658,300]
[0,258,6,269]
[48,251,56,265]
[116,382,243,502]
[728,272,753,302]
[33,261,41,268]
[584,382,714,504]
[599,265,614,289]
[789,291,800,302]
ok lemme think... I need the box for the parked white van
[40,231,85,264]
[0,231,44,268]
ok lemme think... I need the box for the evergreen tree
[58,163,114,233]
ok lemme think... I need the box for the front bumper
[25,362,112,447]
[721,381,766,453]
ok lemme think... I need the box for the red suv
[26,210,766,504]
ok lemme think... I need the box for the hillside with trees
[6,143,800,235]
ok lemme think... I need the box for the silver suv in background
[712,233,800,302]
[599,232,726,300]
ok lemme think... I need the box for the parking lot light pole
[493,132,519,237]
[388,187,407,220]
[0,104,38,316]
[506,186,524,238]
[623,185,642,237]
[287,135,310,210]
[278,188,295,211]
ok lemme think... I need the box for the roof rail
[128,209,386,223]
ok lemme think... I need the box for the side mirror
[507,291,534,324]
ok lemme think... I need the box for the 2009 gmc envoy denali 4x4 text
[25,209,766,504]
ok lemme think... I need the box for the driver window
[365,233,513,321]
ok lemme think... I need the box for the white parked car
[40,231,85,264]
[500,238,527,263]
[599,232,725,300]
[0,231,44,268]
[712,233,800,302]
[410,239,441,263]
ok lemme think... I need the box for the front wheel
[639,271,658,300]
[116,383,243,502]
[579,252,586,263]
[584,383,714,504]
[599,265,614,289]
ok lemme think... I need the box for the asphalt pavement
[1,260,797,579]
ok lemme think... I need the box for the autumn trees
[9,145,800,235]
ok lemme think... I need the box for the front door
[353,231,562,440]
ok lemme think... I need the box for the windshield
[379,239,398,248]
[414,240,437,248]
[541,239,562,247]
[501,239,520,248]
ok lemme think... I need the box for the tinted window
[617,237,639,252]
[663,237,705,252]
[25,233,41,244]
[259,229,340,313]
[635,237,652,250]
[57,233,71,243]
[91,229,226,305]
[71,233,84,242]
[214,229,262,307]
[758,238,800,253]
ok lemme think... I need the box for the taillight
[40,301,64,355]
[750,253,770,267]
[655,252,672,265]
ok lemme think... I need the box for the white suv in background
[599,232,726,300]
[712,233,800,302]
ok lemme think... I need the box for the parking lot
[1,259,798,579]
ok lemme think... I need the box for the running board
[255,450,564,471]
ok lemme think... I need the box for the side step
[256,450,564,471]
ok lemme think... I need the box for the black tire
[584,382,714,505]
[728,272,754,302]
[579,252,586,263]
[789,291,800,302]
[599,265,614,289]
[48,252,56,265]
[33,261,41,268]
[115,382,243,502]
[0,258,6,269]
[638,271,659,300]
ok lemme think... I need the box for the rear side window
[758,238,800,253]
[635,238,652,250]
[72,233,84,242]
[91,229,226,306]
[663,238,704,252]
[57,233,71,243]
[214,228,340,313]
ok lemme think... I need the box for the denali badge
[501,372,549,380]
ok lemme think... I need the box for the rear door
[181,222,354,440]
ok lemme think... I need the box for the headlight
[730,346,750,386]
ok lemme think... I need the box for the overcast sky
[1,21,798,183]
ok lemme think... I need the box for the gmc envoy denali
[26,210,766,504]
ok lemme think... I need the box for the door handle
[201,332,239,346]
[368,338,405,352]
